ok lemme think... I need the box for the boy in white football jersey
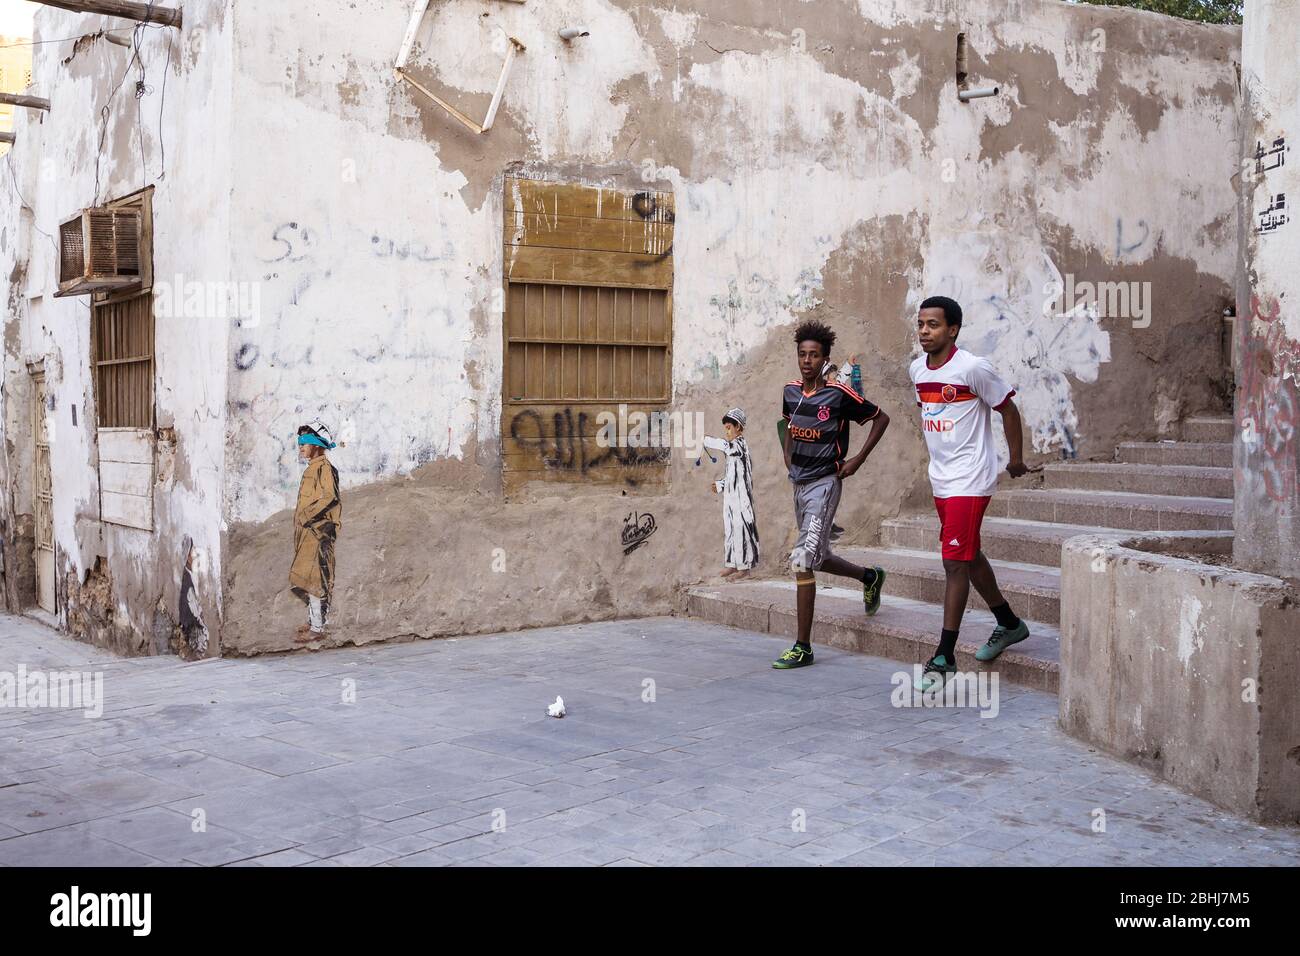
[910,296,1032,690]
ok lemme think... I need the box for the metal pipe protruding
[558,27,590,41]
[958,86,999,101]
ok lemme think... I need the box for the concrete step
[882,514,1099,567]
[1182,416,1234,443]
[686,580,1060,693]
[988,488,1233,531]
[1117,441,1233,468]
[817,546,1061,625]
[881,513,1233,566]
[1043,462,1233,499]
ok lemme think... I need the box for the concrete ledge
[687,582,1060,694]
[1060,533,1300,825]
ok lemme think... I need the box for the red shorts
[933,496,992,561]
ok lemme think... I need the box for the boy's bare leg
[813,552,886,618]
[942,558,972,632]
[796,574,815,643]
[819,554,866,581]
[967,550,1007,608]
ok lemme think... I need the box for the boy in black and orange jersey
[774,320,891,669]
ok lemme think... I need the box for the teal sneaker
[975,620,1030,662]
[863,567,886,617]
[773,644,814,669]
[914,653,957,691]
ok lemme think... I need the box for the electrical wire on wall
[0,30,133,50]
[90,1,173,205]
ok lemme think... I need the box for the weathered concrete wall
[0,4,234,655]
[1060,533,1300,824]
[220,0,1242,654]
[1235,0,1300,578]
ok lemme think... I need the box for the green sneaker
[863,567,886,616]
[773,644,814,669]
[975,619,1030,662]
[914,654,957,691]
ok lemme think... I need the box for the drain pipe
[956,32,999,102]
[559,27,590,41]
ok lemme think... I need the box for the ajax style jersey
[782,381,881,482]
[909,347,1016,498]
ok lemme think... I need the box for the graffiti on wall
[1239,295,1300,503]
[508,408,671,476]
[621,511,657,554]
[1253,136,1290,235]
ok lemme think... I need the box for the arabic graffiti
[1252,135,1289,235]
[1252,136,1288,176]
[1256,192,1288,235]
[508,408,671,475]
[622,511,657,555]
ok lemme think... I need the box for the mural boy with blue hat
[291,419,341,643]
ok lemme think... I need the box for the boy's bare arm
[837,410,890,479]
[997,399,1032,477]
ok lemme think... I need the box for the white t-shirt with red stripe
[909,346,1016,498]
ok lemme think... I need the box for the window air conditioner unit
[56,207,142,297]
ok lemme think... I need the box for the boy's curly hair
[793,319,836,358]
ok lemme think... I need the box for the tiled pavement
[1,612,1297,867]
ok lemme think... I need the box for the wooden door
[33,372,55,613]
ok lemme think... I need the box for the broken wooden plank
[101,490,153,530]
[505,246,673,291]
[505,212,673,256]
[396,68,484,135]
[32,1,182,29]
[482,38,525,132]
[394,0,432,71]
[97,427,153,464]
[505,178,675,223]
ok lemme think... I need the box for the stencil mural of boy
[291,419,341,643]
[702,408,759,578]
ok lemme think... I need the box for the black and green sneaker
[914,653,957,691]
[863,567,886,617]
[773,644,814,669]
[975,620,1030,661]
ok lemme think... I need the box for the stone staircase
[686,416,1235,693]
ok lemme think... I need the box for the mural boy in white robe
[703,408,760,577]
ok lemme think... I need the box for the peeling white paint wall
[4,0,1244,652]
[0,2,233,649]
[220,0,1240,527]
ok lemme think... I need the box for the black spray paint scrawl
[621,512,657,555]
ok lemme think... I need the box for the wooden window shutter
[502,178,674,493]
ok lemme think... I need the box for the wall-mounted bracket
[395,0,527,135]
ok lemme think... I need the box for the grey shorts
[790,473,842,573]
